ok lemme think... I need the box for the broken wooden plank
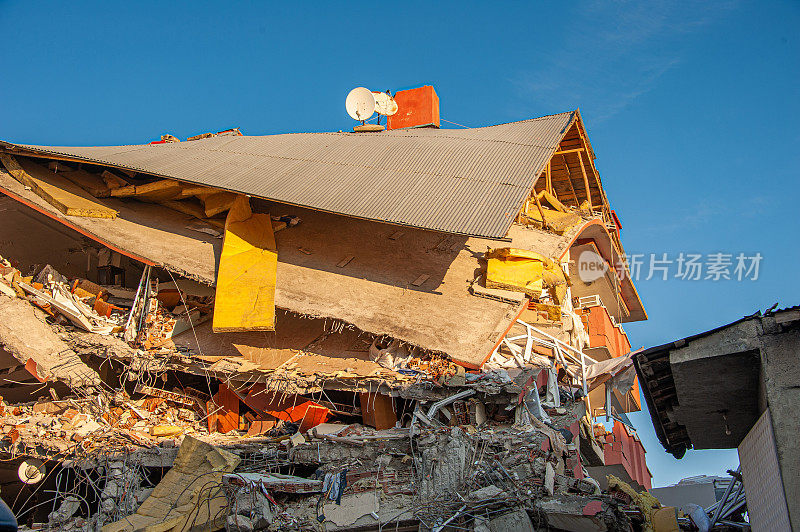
[538,190,569,213]
[101,170,130,190]
[176,184,213,199]
[110,179,183,201]
[0,154,117,218]
[160,199,208,220]
[533,191,549,229]
[60,168,112,197]
[202,191,238,217]
[336,255,355,268]
[110,183,150,197]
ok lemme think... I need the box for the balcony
[578,298,632,360]
[586,420,653,492]
[568,242,631,322]
[577,298,641,414]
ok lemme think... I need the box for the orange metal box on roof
[387,86,440,130]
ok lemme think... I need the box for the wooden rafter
[577,151,593,211]
[553,148,586,156]
[546,161,552,194]
[574,126,610,210]
[560,154,581,206]
[533,191,548,229]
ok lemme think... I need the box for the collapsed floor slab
[0,168,606,367]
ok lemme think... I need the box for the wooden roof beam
[574,127,610,211]
[553,147,586,156]
[577,151,593,211]
[559,154,582,206]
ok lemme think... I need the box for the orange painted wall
[584,305,641,412]
[602,420,652,490]
[587,305,631,358]
[387,86,440,130]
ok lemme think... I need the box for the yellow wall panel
[212,196,276,332]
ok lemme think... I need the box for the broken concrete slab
[537,497,617,532]
[545,461,555,495]
[323,492,379,528]
[468,485,508,500]
[485,508,535,532]
[0,295,101,388]
[103,435,240,532]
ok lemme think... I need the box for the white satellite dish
[345,87,376,122]
[372,92,398,116]
[18,458,46,484]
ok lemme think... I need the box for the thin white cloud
[510,1,739,121]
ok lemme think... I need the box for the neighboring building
[650,475,731,509]
[634,306,799,531]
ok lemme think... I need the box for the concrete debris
[468,485,507,500]
[0,100,783,531]
[537,496,627,531]
[227,513,255,532]
[103,435,240,532]
[0,290,639,532]
[48,496,81,526]
[483,508,536,532]
[0,295,102,389]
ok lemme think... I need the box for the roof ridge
[3,111,576,148]
[249,110,576,137]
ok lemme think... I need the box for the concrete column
[758,319,800,530]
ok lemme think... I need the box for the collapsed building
[0,86,662,531]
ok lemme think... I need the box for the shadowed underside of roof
[0,111,576,239]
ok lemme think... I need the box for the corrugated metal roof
[0,111,576,239]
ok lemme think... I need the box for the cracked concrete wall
[758,317,800,530]
[417,427,470,499]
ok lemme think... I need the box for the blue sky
[1,1,798,487]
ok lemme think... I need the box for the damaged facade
[0,89,660,531]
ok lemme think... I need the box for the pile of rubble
[0,252,658,531]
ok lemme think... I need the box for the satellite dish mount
[345,87,397,132]
[346,87,376,124]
